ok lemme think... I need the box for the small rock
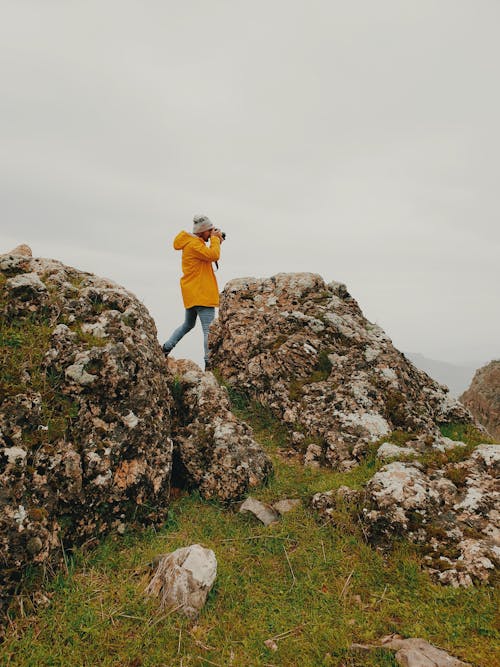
[273,499,301,515]
[377,442,419,460]
[32,591,51,608]
[6,272,47,294]
[264,639,278,652]
[336,486,361,504]
[7,244,32,257]
[381,637,471,666]
[26,537,43,556]
[65,362,97,386]
[146,544,217,618]
[304,443,323,467]
[122,411,139,429]
[433,436,466,453]
[239,497,280,526]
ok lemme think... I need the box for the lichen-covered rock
[311,486,362,519]
[146,544,217,618]
[363,444,500,585]
[460,360,500,440]
[376,442,420,460]
[313,445,499,585]
[210,273,474,470]
[1,247,173,617]
[167,358,272,501]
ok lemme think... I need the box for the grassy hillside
[1,399,497,667]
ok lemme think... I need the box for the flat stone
[239,497,280,525]
[382,637,471,666]
[377,442,418,460]
[65,362,96,386]
[7,272,47,293]
[273,499,301,515]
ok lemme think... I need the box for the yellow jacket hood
[173,230,194,250]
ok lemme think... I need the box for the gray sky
[2,0,499,368]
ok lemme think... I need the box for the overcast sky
[2,1,499,368]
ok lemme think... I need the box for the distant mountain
[405,352,480,397]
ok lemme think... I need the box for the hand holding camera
[211,228,226,241]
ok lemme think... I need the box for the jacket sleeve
[189,237,221,262]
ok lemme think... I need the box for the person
[162,215,224,369]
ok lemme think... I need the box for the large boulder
[167,358,273,501]
[210,273,474,470]
[0,248,173,617]
[460,360,500,441]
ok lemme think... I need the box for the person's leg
[162,307,197,355]
[195,306,215,367]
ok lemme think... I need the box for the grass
[1,398,498,667]
[0,275,115,453]
[288,351,333,401]
[439,422,492,447]
[0,279,79,449]
[2,271,497,665]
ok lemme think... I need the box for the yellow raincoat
[173,231,221,308]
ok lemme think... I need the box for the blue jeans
[163,306,215,365]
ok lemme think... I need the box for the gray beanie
[193,215,214,234]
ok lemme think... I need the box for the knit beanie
[192,215,214,234]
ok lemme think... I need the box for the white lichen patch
[3,446,27,465]
[369,462,439,509]
[13,505,27,525]
[364,346,380,362]
[123,411,139,429]
[340,411,390,440]
[472,444,500,468]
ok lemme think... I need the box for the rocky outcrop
[167,358,273,501]
[1,248,173,617]
[313,444,500,585]
[211,273,473,470]
[460,360,500,440]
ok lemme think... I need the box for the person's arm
[189,235,221,262]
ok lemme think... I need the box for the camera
[214,228,226,240]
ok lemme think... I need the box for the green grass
[0,276,114,453]
[440,422,493,447]
[1,401,497,666]
[0,279,78,449]
[289,351,333,400]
